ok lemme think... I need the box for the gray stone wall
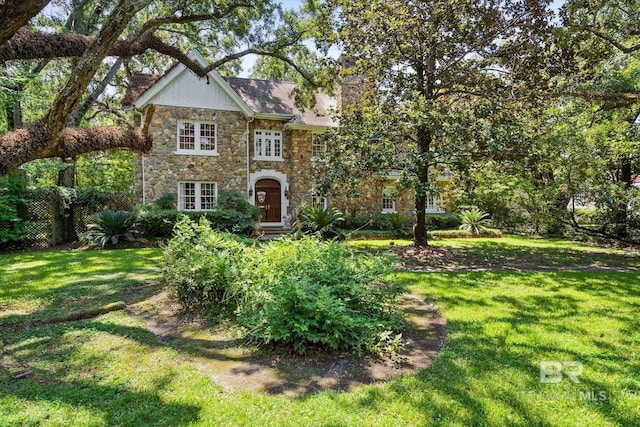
[136,105,248,204]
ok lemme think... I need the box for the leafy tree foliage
[316,0,555,245]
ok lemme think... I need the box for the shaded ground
[125,283,447,397]
[359,235,640,270]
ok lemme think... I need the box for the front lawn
[350,234,640,268]
[1,240,639,426]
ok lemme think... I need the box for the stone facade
[135,106,247,204]
[136,105,437,222]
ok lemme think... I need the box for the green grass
[1,241,639,426]
[350,234,640,268]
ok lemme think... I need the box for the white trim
[133,50,254,117]
[249,170,289,226]
[175,120,218,156]
[285,124,336,131]
[254,113,294,121]
[312,195,328,210]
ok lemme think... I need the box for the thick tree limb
[0,29,318,85]
[0,0,50,46]
[0,123,153,177]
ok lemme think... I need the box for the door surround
[249,169,289,226]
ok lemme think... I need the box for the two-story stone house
[124,52,444,230]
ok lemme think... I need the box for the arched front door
[255,179,281,223]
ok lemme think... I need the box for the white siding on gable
[149,69,241,111]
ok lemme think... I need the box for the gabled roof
[224,77,336,127]
[122,50,337,127]
[123,74,161,107]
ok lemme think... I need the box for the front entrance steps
[256,225,292,240]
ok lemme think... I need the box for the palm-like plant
[384,213,410,236]
[458,209,491,235]
[297,206,345,238]
[81,210,137,248]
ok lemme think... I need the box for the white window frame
[177,181,218,211]
[176,120,218,156]
[311,195,328,210]
[426,194,439,213]
[311,134,328,160]
[382,186,397,214]
[254,129,283,161]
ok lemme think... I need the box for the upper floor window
[177,121,217,155]
[178,181,217,211]
[254,130,283,161]
[382,186,397,213]
[311,134,327,160]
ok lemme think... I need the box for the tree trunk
[0,0,51,47]
[613,158,632,239]
[413,125,431,246]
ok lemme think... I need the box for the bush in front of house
[135,191,260,238]
[237,236,402,355]
[295,205,346,239]
[163,217,404,357]
[163,216,248,310]
[458,208,492,235]
[80,210,137,248]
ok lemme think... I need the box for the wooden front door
[255,179,281,223]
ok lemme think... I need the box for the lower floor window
[382,186,397,213]
[426,194,438,212]
[312,195,327,210]
[178,181,217,211]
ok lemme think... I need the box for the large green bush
[163,216,249,310]
[163,218,404,356]
[241,238,403,355]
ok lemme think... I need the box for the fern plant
[81,210,137,248]
[458,209,492,235]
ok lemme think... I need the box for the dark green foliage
[424,214,462,230]
[296,205,345,239]
[343,213,460,231]
[163,218,404,356]
[342,214,394,231]
[163,217,247,311]
[154,193,177,210]
[384,213,410,236]
[238,237,403,355]
[135,191,260,238]
[81,210,137,249]
[0,172,30,249]
[135,208,180,238]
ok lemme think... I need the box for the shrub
[154,193,177,209]
[384,213,410,236]
[81,210,137,248]
[458,209,492,235]
[296,205,345,238]
[163,216,248,311]
[136,191,260,238]
[342,214,392,230]
[429,228,502,239]
[0,172,30,249]
[424,213,462,230]
[237,237,403,355]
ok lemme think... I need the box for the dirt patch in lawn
[125,284,447,397]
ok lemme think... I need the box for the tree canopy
[0,0,322,177]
